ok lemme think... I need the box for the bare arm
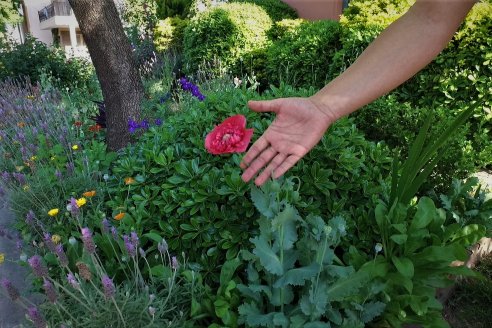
[241,0,476,185]
[312,0,476,119]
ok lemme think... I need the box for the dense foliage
[230,0,298,22]
[182,2,272,74]
[0,36,95,91]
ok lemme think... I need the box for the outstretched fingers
[254,153,287,186]
[241,139,275,182]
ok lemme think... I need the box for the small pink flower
[205,115,254,155]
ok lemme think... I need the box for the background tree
[0,0,21,38]
[68,0,144,151]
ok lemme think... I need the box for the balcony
[38,1,78,30]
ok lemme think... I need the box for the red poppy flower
[205,115,253,155]
[88,124,102,132]
[74,121,83,127]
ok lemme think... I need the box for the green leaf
[410,197,436,230]
[450,224,486,246]
[273,263,320,288]
[251,186,275,219]
[143,232,163,243]
[238,303,275,326]
[327,269,369,301]
[252,236,283,275]
[361,302,386,323]
[390,234,408,245]
[375,202,387,229]
[272,204,300,250]
[220,258,241,288]
[391,256,414,278]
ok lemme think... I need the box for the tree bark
[68,0,143,151]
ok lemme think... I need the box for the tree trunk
[68,0,143,151]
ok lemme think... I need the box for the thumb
[248,99,284,114]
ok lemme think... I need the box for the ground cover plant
[1,0,491,327]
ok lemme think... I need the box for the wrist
[308,92,343,125]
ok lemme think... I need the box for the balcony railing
[38,1,72,22]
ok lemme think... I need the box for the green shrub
[352,96,476,192]
[266,20,342,89]
[154,16,189,52]
[156,0,192,19]
[182,3,272,74]
[0,36,94,90]
[107,83,394,283]
[266,18,304,41]
[230,0,298,22]
[340,0,413,28]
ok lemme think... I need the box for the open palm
[240,97,335,186]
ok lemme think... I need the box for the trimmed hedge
[182,2,272,74]
[154,16,189,52]
[230,0,298,22]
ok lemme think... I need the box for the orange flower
[82,190,96,197]
[88,124,102,132]
[124,177,135,185]
[17,121,26,128]
[114,212,125,221]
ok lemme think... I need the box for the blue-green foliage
[238,179,387,327]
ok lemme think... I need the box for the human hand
[240,97,336,186]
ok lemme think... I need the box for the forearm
[311,0,476,120]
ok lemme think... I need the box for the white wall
[23,0,54,45]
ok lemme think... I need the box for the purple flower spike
[69,197,79,216]
[139,247,146,258]
[123,235,136,257]
[81,227,96,254]
[1,278,20,301]
[130,231,139,245]
[43,279,57,303]
[101,218,111,233]
[55,244,68,267]
[27,307,47,328]
[101,275,115,300]
[28,255,48,278]
[67,273,80,289]
[155,118,163,126]
[43,233,56,253]
[110,226,118,240]
[171,256,179,270]
[128,120,140,133]
[158,239,168,254]
[25,210,36,225]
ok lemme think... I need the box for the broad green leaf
[410,197,436,230]
[305,322,330,328]
[251,236,283,275]
[375,202,387,229]
[450,224,486,246]
[326,269,369,301]
[143,232,163,243]
[390,233,408,245]
[251,186,275,219]
[238,303,275,326]
[392,256,414,278]
[273,263,320,288]
[272,313,289,328]
[271,285,294,306]
[220,258,241,288]
[272,204,299,250]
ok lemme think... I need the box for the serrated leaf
[251,186,275,219]
[238,303,275,327]
[361,301,386,323]
[273,263,320,288]
[252,236,283,275]
[327,269,369,301]
[272,204,299,250]
[271,286,294,306]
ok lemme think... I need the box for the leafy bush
[0,36,94,90]
[154,16,189,52]
[352,96,476,192]
[106,83,394,284]
[230,0,298,22]
[182,3,272,74]
[266,18,304,41]
[340,0,413,28]
[266,20,342,89]
[156,0,193,19]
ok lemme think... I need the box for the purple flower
[139,247,146,258]
[66,162,74,175]
[43,279,57,303]
[1,278,20,301]
[110,226,118,240]
[123,235,136,257]
[55,170,62,180]
[128,120,140,133]
[158,239,168,254]
[55,244,68,267]
[101,275,115,299]
[81,227,96,254]
[25,210,36,225]
[1,171,10,183]
[179,77,205,101]
[27,307,46,328]
[67,273,80,289]
[171,256,179,270]
[155,118,163,126]
[101,218,111,233]
[13,173,26,185]
[130,231,139,245]
[28,255,48,278]
[16,239,23,251]
[43,233,56,253]
[69,197,79,216]
[141,120,150,130]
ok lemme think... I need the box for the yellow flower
[30,156,37,161]
[76,197,87,207]
[114,212,125,221]
[51,234,62,244]
[124,177,135,185]
[0,253,4,264]
[48,208,59,217]
[50,156,56,161]
[72,145,79,151]
[22,185,30,192]
[26,95,35,100]
[15,166,24,172]
[82,190,96,198]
